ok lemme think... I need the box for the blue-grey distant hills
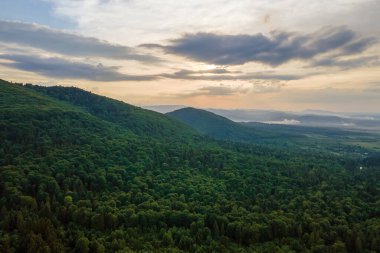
[209,108,380,131]
[148,105,380,132]
[166,107,380,153]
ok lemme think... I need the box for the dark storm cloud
[0,54,157,81]
[0,20,159,62]
[147,27,376,66]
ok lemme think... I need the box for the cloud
[0,54,157,81]
[264,119,300,125]
[341,37,377,55]
[0,20,158,62]
[177,84,249,98]
[284,87,380,105]
[44,0,380,47]
[0,51,306,82]
[174,81,283,98]
[149,27,376,66]
[364,82,380,93]
[197,85,249,96]
[250,80,284,93]
[178,68,241,75]
[161,69,305,81]
[311,56,379,69]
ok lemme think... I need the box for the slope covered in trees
[0,80,379,253]
[167,107,279,144]
[25,85,198,140]
[168,107,380,154]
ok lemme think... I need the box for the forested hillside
[0,80,379,253]
[168,107,380,154]
[24,84,198,140]
[167,107,294,147]
[167,107,263,142]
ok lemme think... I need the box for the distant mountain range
[146,105,380,131]
[167,107,380,152]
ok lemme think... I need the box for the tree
[75,237,90,253]
[162,231,174,246]
[64,195,73,206]
[331,240,347,253]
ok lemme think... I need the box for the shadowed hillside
[167,107,278,143]
[25,84,198,140]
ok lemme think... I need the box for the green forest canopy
[0,79,379,253]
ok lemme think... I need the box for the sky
[0,0,379,112]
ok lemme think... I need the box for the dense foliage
[168,108,380,154]
[0,80,379,253]
[167,107,278,144]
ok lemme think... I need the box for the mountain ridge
[167,107,267,144]
[23,83,199,140]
